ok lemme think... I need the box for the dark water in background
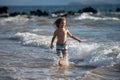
[7,4,120,13]
[0,5,120,80]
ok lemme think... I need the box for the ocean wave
[88,44,120,66]
[11,32,120,67]
[0,15,29,25]
[68,41,120,67]
[14,32,51,48]
[74,13,120,21]
[0,15,52,26]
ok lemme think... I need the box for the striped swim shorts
[56,43,68,57]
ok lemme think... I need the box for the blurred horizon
[0,0,120,6]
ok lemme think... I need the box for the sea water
[0,9,120,80]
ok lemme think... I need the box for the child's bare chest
[57,30,66,36]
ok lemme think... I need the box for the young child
[50,17,81,66]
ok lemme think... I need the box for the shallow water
[0,13,120,80]
[82,65,120,80]
[0,51,96,80]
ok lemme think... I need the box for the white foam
[74,13,120,21]
[88,43,120,66]
[0,15,29,25]
[67,40,120,66]
[68,42,99,59]
[14,32,51,48]
[89,53,115,66]
[12,32,120,67]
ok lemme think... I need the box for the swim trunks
[56,43,68,57]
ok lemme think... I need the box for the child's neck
[58,27,65,30]
[58,26,65,29]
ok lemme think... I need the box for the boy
[50,17,81,66]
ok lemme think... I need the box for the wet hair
[54,17,66,28]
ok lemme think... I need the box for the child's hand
[50,44,54,49]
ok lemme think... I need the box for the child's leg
[62,49,69,66]
[56,49,64,66]
[58,56,64,66]
[62,49,68,59]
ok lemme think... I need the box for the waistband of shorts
[56,43,67,46]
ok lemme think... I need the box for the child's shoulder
[54,29,59,34]
[65,29,69,32]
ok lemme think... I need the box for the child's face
[59,20,66,28]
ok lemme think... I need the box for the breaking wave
[74,13,120,21]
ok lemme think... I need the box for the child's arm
[67,30,81,43]
[50,31,57,49]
